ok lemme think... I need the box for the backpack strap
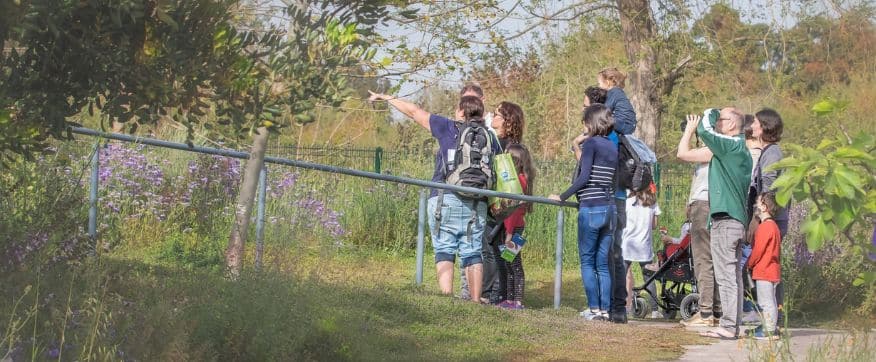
[466,199,478,244]
[433,189,444,237]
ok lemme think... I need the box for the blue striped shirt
[561,136,618,207]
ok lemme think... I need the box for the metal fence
[69,127,695,309]
[269,142,693,223]
[72,127,577,309]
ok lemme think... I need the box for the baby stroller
[631,231,700,320]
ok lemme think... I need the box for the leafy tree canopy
[0,0,405,165]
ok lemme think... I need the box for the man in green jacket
[696,107,752,339]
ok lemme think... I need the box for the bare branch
[464,3,618,45]
[388,1,483,25]
[659,53,693,96]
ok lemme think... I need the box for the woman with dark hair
[479,100,527,304]
[749,108,786,234]
[550,104,618,321]
[748,107,788,326]
[492,101,525,147]
[572,86,608,160]
[496,143,536,310]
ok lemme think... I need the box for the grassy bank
[1,247,707,361]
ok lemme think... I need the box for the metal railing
[71,127,578,309]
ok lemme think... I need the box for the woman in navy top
[550,104,618,321]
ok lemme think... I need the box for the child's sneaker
[580,309,603,321]
[648,311,664,319]
[746,326,780,340]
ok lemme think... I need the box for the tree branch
[388,1,482,25]
[463,3,617,45]
[659,53,693,96]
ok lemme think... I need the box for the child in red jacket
[497,144,535,310]
[746,192,782,340]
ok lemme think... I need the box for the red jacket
[504,174,528,235]
[748,218,781,282]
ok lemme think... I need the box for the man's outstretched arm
[369,90,431,131]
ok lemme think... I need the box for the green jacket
[696,108,752,224]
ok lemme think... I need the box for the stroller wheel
[632,296,651,319]
[680,293,700,320]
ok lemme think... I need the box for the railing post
[88,141,99,241]
[554,208,565,309]
[374,147,383,174]
[415,189,427,285]
[255,163,267,270]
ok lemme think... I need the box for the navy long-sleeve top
[561,136,618,207]
[605,88,636,135]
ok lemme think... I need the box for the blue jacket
[605,88,636,135]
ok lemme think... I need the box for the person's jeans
[739,243,756,312]
[578,204,616,311]
[755,280,779,333]
[710,218,745,335]
[689,200,720,317]
[427,193,486,267]
[460,222,504,302]
[609,199,627,314]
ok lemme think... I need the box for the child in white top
[622,184,661,317]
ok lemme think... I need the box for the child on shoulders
[598,67,636,135]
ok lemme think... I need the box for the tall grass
[2,131,872,336]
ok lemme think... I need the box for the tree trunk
[225,126,270,278]
[617,0,661,152]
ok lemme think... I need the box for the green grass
[1,246,707,361]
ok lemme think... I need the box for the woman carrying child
[496,143,535,310]
[599,67,638,323]
[746,192,782,340]
[621,183,662,318]
[550,104,618,321]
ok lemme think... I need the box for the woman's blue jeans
[577,204,616,311]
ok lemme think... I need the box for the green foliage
[344,181,419,252]
[159,229,226,271]
[0,0,402,162]
[0,0,243,162]
[780,203,876,321]
[0,143,92,271]
[769,99,876,290]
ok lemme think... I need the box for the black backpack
[617,133,653,192]
[444,118,495,199]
